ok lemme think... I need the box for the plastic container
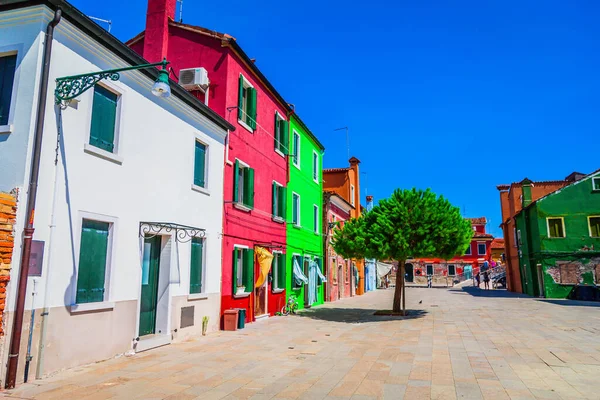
[237,308,246,329]
[223,309,238,331]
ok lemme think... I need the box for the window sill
[0,124,13,134]
[271,288,284,294]
[191,184,210,196]
[233,291,251,299]
[69,301,114,314]
[275,149,286,159]
[84,144,123,165]
[188,293,208,301]
[234,203,252,213]
[293,224,302,229]
[272,216,285,224]
[293,163,301,170]
[313,179,319,185]
[238,119,254,133]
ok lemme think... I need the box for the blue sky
[72,0,600,237]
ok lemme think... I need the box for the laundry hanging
[308,260,318,306]
[254,246,274,288]
[293,257,309,286]
[316,263,327,284]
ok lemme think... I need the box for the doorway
[139,236,161,336]
[405,263,414,283]
[255,280,268,318]
[536,264,545,298]
[304,257,311,308]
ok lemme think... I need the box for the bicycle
[281,295,298,316]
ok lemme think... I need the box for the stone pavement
[4,285,600,400]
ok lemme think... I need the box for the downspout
[5,8,62,389]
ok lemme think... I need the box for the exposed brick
[0,191,16,337]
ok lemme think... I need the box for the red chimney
[143,0,176,62]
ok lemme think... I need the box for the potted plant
[202,316,209,336]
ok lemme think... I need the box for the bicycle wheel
[281,305,289,316]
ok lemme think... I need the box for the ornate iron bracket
[139,222,206,243]
[54,59,169,104]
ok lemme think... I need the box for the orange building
[323,157,365,295]
[496,172,583,293]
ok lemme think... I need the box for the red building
[130,0,289,325]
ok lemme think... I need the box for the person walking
[427,274,432,288]
[483,271,490,290]
[475,272,480,287]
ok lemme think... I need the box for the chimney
[143,0,176,63]
[521,178,532,208]
[366,195,374,212]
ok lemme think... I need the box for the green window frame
[589,216,600,238]
[90,85,118,153]
[547,217,565,238]
[292,255,303,289]
[232,247,254,294]
[312,151,319,182]
[313,204,319,234]
[271,252,286,292]
[193,140,207,188]
[233,160,255,208]
[272,182,286,220]
[238,75,257,130]
[292,192,300,226]
[76,219,110,304]
[190,237,204,294]
[274,113,289,154]
[0,54,17,126]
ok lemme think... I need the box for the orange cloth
[255,246,274,288]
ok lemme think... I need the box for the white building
[0,0,232,382]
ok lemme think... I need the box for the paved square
[4,285,600,399]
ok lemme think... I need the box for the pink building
[129,0,290,325]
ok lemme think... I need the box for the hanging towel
[316,263,327,283]
[308,260,318,306]
[254,247,273,288]
[293,257,309,286]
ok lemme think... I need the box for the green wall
[286,114,325,310]
[517,173,600,298]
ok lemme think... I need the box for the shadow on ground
[452,286,531,298]
[295,308,428,323]
[538,299,600,307]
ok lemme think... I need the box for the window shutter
[281,120,289,154]
[243,249,254,290]
[0,54,17,126]
[232,248,238,293]
[274,114,279,150]
[277,253,286,291]
[193,141,206,187]
[248,88,257,129]
[90,85,117,153]
[244,167,255,208]
[237,75,243,120]
[272,182,277,216]
[190,238,203,294]
[233,160,239,202]
[76,220,109,304]
[278,185,286,219]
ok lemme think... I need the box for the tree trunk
[393,259,406,314]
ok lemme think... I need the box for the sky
[72,0,600,238]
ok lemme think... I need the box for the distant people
[427,274,432,288]
[483,271,490,290]
[475,272,480,287]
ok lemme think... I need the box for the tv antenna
[88,16,112,33]
[177,0,184,22]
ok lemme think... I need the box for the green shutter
[281,120,289,154]
[193,141,206,187]
[232,248,239,293]
[277,253,286,290]
[274,114,279,150]
[244,167,255,208]
[248,88,257,129]
[190,238,203,294]
[272,182,277,217]
[278,185,286,219]
[243,249,254,290]
[76,220,109,304]
[233,160,239,203]
[90,85,117,153]
[0,54,17,126]
[237,75,244,120]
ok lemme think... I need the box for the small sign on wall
[28,240,45,277]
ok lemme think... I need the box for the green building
[285,114,326,310]
[515,171,600,298]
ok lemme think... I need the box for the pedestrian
[427,274,432,288]
[475,272,480,287]
[483,271,490,290]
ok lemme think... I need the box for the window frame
[592,177,600,192]
[477,242,486,255]
[312,150,319,183]
[350,184,355,206]
[233,159,254,210]
[448,264,456,276]
[292,192,301,227]
[189,236,206,295]
[233,244,253,297]
[274,111,288,157]
[84,82,123,165]
[546,217,566,238]
[0,49,20,133]
[292,130,301,169]
[313,204,319,234]
[271,251,285,293]
[464,244,472,256]
[192,137,209,192]
[588,215,600,238]
[272,180,286,221]
[426,264,433,276]
[237,74,255,132]
[292,253,303,289]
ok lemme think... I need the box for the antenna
[334,126,350,159]
[361,171,368,196]
[88,16,112,33]
[177,0,183,22]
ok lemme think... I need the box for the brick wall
[0,191,17,336]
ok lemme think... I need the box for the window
[313,205,319,234]
[464,244,472,256]
[350,185,355,206]
[271,252,285,292]
[0,54,17,126]
[293,255,303,288]
[76,219,111,304]
[90,85,119,153]
[448,265,456,276]
[292,131,300,167]
[517,230,522,247]
[233,160,254,209]
[547,217,565,238]
[190,237,204,294]
[274,113,288,154]
[589,216,600,238]
[477,242,486,255]
[593,177,600,192]
[232,247,254,293]
[292,193,300,226]
[513,228,518,248]
[193,140,207,188]
[312,151,319,183]
[558,262,579,284]
[272,182,286,220]
[426,264,433,276]
[237,75,256,130]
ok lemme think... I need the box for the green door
[139,236,161,336]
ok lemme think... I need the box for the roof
[496,175,581,191]
[467,217,487,225]
[290,113,325,151]
[325,191,354,211]
[1,0,235,132]
[473,232,494,239]
[323,167,350,174]
[491,238,505,250]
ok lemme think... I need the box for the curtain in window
[316,261,327,283]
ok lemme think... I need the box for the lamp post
[55,58,171,103]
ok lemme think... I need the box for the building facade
[286,114,325,310]
[514,172,600,298]
[323,192,354,302]
[364,196,377,292]
[0,0,231,381]
[129,0,291,324]
[323,157,364,295]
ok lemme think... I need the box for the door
[255,280,267,317]
[405,263,414,283]
[338,264,343,299]
[139,236,161,336]
[303,258,310,307]
[464,265,472,280]
[536,264,545,298]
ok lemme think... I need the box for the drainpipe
[5,9,62,389]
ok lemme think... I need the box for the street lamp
[54,58,171,103]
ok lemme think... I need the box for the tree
[332,188,473,314]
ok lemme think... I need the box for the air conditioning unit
[178,67,209,90]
